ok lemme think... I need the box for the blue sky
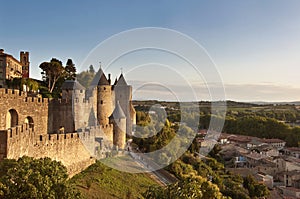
[1,1,300,101]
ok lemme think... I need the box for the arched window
[24,116,34,129]
[6,109,18,128]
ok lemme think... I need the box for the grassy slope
[70,160,159,199]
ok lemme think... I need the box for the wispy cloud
[223,83,300,102]
[129,80,300,102]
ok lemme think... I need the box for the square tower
[20,51,30,78]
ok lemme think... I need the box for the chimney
[0,49,4,54]
[108,74,111,84]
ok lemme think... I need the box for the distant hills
[133,100,300,106]
[250,101,300,105]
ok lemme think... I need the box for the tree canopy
[0,156,80,199]
[39,58,77,94]
[143,175,224,199]
[40,58,65,93]
[65,59,76,80]
[76,65,95,89]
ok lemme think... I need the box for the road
[128,146,178,186]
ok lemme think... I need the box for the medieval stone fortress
[0,49,136,175]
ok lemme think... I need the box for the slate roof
[115,74,127,86]
[97,68,110,86]
[61,80,85,90]
[109,101,126,119]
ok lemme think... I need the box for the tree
[76,70,95,89]
[21,78,39,92]
[89,65,95,74]
[40,58,65,93]
[143,175,225,199]
[65,59,76,80]
[243,175,269,198]
[0,156,80,199]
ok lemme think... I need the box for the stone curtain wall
[0,123,95,176]
[48,99,74,133]
[0,85,133,175]
[0,89,49,135]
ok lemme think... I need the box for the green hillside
[70,161,159,199]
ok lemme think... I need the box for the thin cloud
[129,80,300,102]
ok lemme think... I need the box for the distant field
[70,160,159,199]
[133,100,300,120]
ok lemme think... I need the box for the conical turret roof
[89,67,110,86]
[116,74,127,86]
[98,68,110,85]
[109,101,126,119]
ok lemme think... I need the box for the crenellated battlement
[39,132,80,143]
[24,96,49,105]
[7,123,33,138]
[4,123,91,146]
[48,97,94,106]
[0,88,26,97]
[0,70,134,175]
[49,98,71,105]
[0,88,50,106]
[0,123,95,176]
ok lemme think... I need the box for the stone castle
[0,50,136,175]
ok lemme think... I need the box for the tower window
[104,87,106,90]
[101,100,103,104]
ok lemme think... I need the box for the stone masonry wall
[114,85,134,135]
[97,85,113,126]
[0,89,49,135]
[48,99,74,133]
[1,123,95,176]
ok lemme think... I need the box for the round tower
[114,74,134,135]
[97,69,113,126]
[109,101,126,150]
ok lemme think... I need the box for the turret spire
[116,73,127,86]
[97,67,110,86]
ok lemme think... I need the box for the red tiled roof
[198,129,208,135]
[219,133,286,144]
[260,138,285,143]
[285,147,300,152]
[284,186,300,192]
